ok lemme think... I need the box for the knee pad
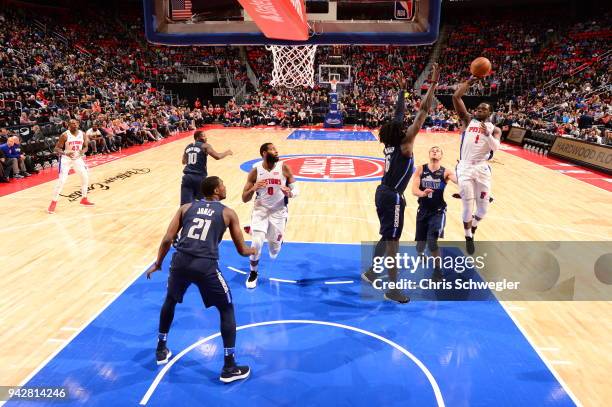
[249,231,265,261]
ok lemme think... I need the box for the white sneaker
[246,271,258,289]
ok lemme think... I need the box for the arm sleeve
[393,89,406,124]
[484,133,501,151]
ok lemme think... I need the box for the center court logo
[239,154,385,183]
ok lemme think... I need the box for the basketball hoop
[266,45,318,88]
[330,79,339,92]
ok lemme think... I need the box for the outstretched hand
[395,71,407,89]
[430,63,440,83]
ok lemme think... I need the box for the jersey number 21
[186,218,211,241]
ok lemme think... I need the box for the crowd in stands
[1,4,610,184]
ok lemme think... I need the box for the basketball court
[1,0,611,405]
[1,127,611,406]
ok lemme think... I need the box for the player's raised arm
[224,207,256,257]
[205,143,233,160]
[400,63,440,154]
[392,71,408,123]
[452,77,476,127]
[146,204,190,278]
[242,167,265,202]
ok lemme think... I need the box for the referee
[181,130,232,205]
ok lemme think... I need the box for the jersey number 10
[186,218,212,241]
[187,153,198,165]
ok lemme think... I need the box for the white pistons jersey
[254,161,287,211]
[63,130,85,155]
[460,119,496,163]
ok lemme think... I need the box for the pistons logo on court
[240,154,385,183]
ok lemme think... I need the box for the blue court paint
[11,243,575,407]
[287,130,377,141]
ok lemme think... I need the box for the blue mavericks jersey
[381,144,414,194]
[417,164,447,211]
[183,142,208,175]
[175,200,226,259]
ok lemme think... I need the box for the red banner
[237,0,308,41]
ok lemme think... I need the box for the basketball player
[181,130,232,205]
[47,119,94,214]
[361,63,440,304]
[241,143,298,289]
[452,77,501,254]
[411,146,457,280]
[146,176,256,383]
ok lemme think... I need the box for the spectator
[0,137,30,178]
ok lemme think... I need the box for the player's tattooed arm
[401,63,439,156]
[224,207,257,257]
[146,204,189,278]
[453,77,478,127]
[53,133,67,156]
[281,163,298,198]
[205,143,233,160]
[80,133,89,157]
[242,168,265,203]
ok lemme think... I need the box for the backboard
[144,0,441,46]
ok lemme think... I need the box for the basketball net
[266,45,318,88]
[330,79,338,92]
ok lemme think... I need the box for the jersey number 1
[474,134,480,144]
[186,218,212,241]
[187,153,197,165]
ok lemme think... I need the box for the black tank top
[417,164,447,211]
[175,200,226,259]
[183,142,208,175]
[380,144,414,194]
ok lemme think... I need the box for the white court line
[324,280,355,285]
[269,278,298,283]
[12,262,154,392]
[60,327,79,332]
[499,302,583,406]
[227,266,247,275]
[537,347,560,352]
[505,306,526,311]
[139,319,445,407]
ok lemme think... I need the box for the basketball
[470,57,492,78]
